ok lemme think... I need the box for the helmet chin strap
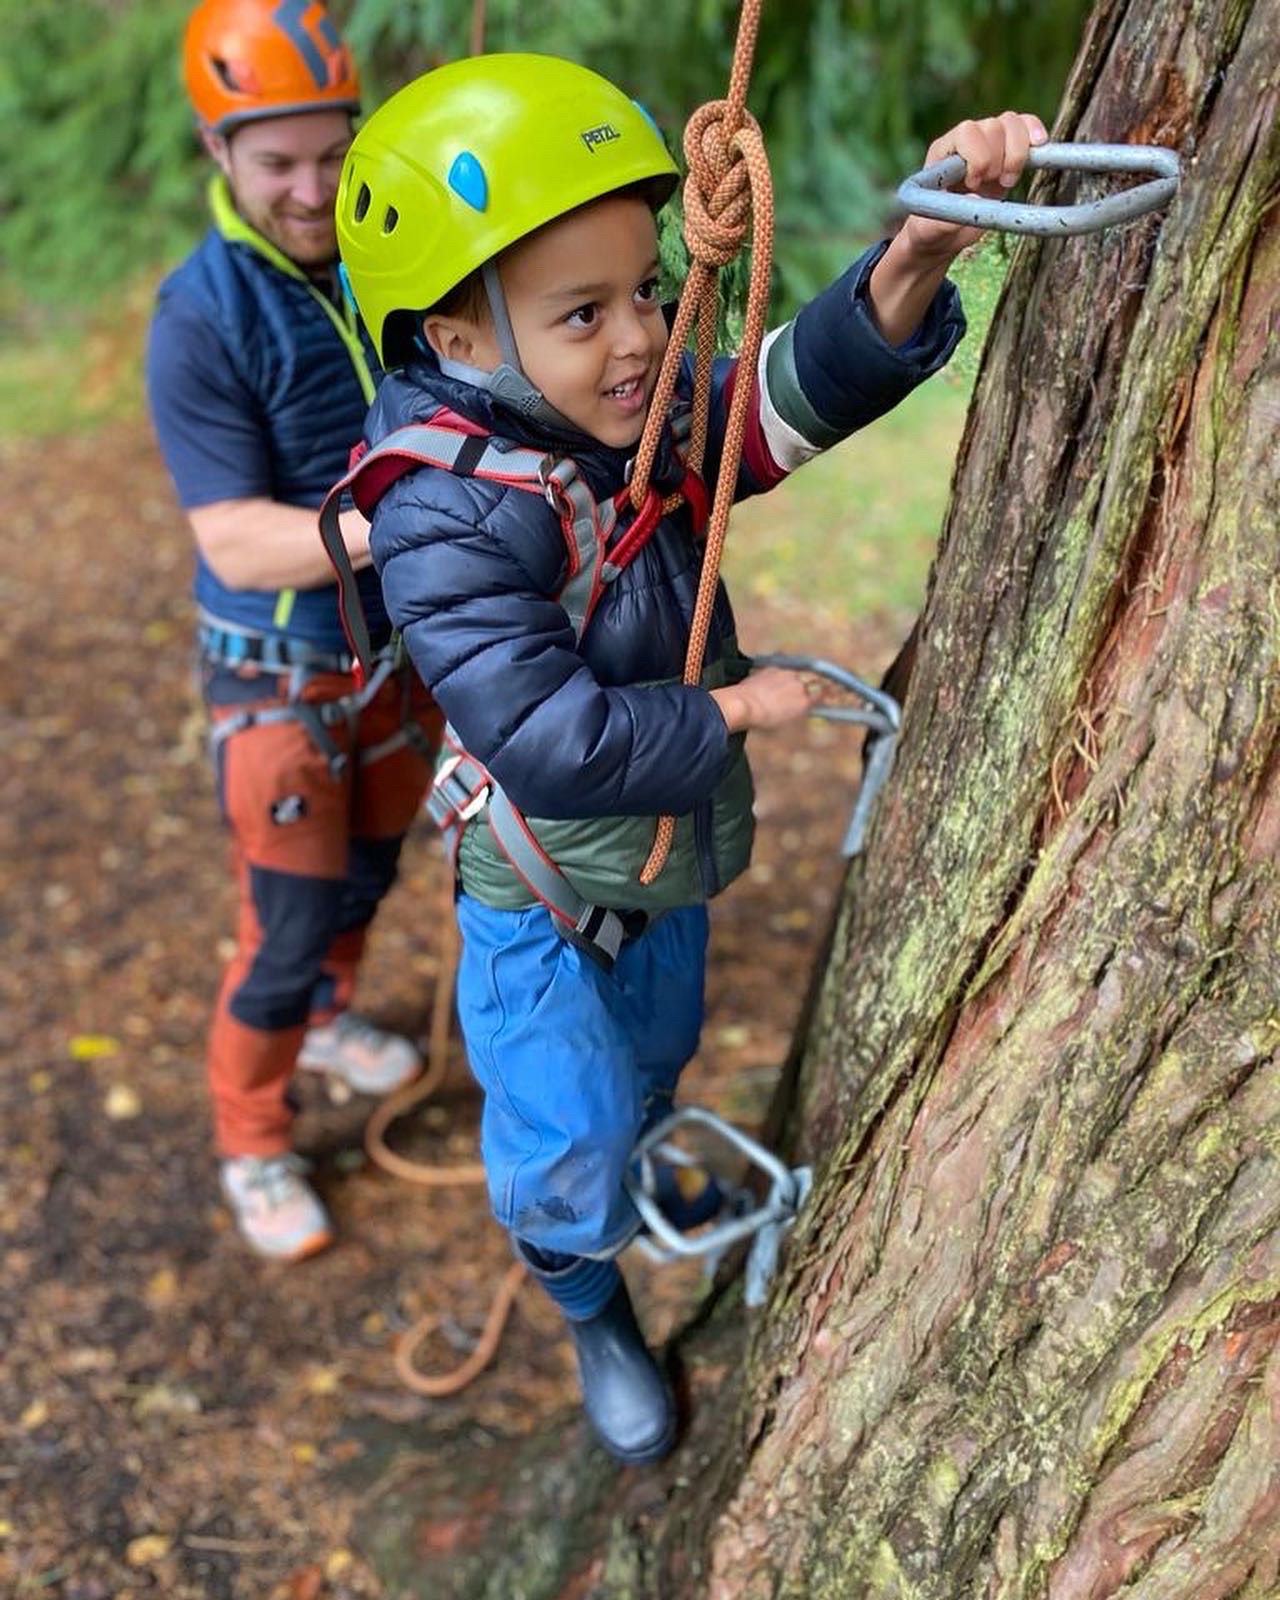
[480,260,582,436]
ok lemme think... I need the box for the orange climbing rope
[361,864,512,1397]
[631,0,774,886]
[363,1,772,1392]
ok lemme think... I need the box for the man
[146,0,441,1262]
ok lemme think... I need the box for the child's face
[448,195,669,449]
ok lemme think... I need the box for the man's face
[440,195,669,449]
[208,110,352,270]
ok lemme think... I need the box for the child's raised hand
[904,111,1049,261]
[712,667,821,733]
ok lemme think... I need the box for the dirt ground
[2,422,905,1599]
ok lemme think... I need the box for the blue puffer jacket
[368,244,964,910]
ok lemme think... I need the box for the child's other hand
[902,111,1048,262]
[712,668,820,733]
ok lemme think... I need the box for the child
[334,54,1044,1462]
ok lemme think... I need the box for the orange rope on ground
[363,861,527,1396]
[362,875,482,1189]
[393,1260,527,1397]
[630,0,774,885]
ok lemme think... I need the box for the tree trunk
[357,1,1279,1593]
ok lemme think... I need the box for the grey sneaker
[296,1012,422,1096]
[219,1153,334,1261]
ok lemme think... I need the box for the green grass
[725,372,968,634]
[725,239,1009,631]
[0,275,152,441]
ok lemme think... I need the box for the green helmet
[337,53,679,366]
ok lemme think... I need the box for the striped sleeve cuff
[760,242,966,450]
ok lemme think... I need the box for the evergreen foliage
[1,0,1088,315]
[0,0,203,300]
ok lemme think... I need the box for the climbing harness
[319,406,706,969]
[627,1107,812,1307]
[897,141,1181,237]
[200,617,424,779]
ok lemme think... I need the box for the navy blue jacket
[369,244,963,836]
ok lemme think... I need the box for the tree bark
[357,1,1280,1594]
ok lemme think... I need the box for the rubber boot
[519,1244,677,1466]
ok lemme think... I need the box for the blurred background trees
[1,0,1089,314]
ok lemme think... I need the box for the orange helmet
[183,0,360,135]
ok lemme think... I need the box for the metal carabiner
[625,1106,812,1306]
[897,142,1181,237]
[752,652,901,857]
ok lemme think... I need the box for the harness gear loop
[626,1106,812,1307]
[627,0,775,886]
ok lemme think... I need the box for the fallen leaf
[70,1034,120,1061]
[64,1346,115,1373]
[104,1084,142,1121]
[28,1070,53,1094]
[144,1268,179,1306]
[292,1442,317,1464]
[126,1533,172,1566]
[288,1565,324,1600]
[21,1399,49,1429]
[304,1367,341,1396]
[134,1383,201,1419]
[325,1548,354,1578]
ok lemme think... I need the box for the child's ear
[421,313,495,370]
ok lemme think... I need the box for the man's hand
[867,110,1047,347]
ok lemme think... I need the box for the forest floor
[1,407,948,1600]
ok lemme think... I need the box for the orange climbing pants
[204,664,441,1156]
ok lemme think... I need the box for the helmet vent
[353,182,371,223]
[382,206,399,235]
[210,56,242,94]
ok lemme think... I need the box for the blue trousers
[455,893,710,1259]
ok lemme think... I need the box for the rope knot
[682,100,761,269]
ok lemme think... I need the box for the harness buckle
[458,785,491,821]
[538,454,574,510]
[432,753,490,822]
